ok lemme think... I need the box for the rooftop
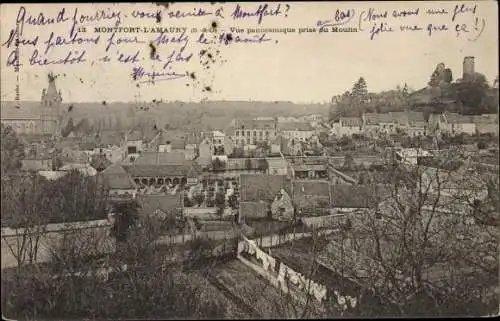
[102,164,136,190]
[277,122,314,131]
[134,151,187,165]
[240,174,291,202]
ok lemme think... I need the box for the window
[236,131,239,136]
[247,131,250,137]
[247,138,250,144]
[259,131,263,137]
[265,131,269,136]
[253,131,257,136]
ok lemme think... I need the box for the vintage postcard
[1,1,499,319]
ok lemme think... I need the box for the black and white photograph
[1,1,499,319]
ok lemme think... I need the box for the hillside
[1,100,329,132]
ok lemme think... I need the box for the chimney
[166,140,172,153]
[463,56,475,79]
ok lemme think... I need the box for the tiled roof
[97,130,124,147]
[239,201,269,219]
[128,128,160,142]
[236,118,276,130]
[240,174,291,202]
[292,180,331,209]
[122,164,194,177]
[340,117,362,127]
[406,111,425,122]
[265,158,289,168]
[364,113,393,125]
[277,122,314,131]
[330,184,390,208]
[159,139,185,150]
[137,194,183,216]
[158,130,198,146]
[292,164,327,172]
[444,113,475,124]
[134,151,186,165]
[102,164,136,189]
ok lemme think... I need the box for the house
[137,194,183,219]
[330,184,390,213]
[281,137,303,156]
[270,135,282,155]
[266,158,289,175]
[472,114,499,135]
[331,117,362,137]
[101,164,137,201]
[239,174,291,222]
[232,118,277,146]
[293,180,332,216]
[389,111,427,137]
[277,122,315,142]
[198,137,213,167]
[395,148,433,165]
[277,116,300,123]
[123,162,201,190]
[441,112,476,136]
[59,163,98,177]
[1,73,63,136]
[223,136,235,156]
[155,130,200,160]
[362,113,395,137]
[270,188,294,221]
[201,130,225,146]
[22,156,53,171]
[290,162,328,179]
[224,158,269,176]
[60,146,92,164]
[126,130,146,161]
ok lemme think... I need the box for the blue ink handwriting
[29,49,86,66]
[43,31,100,55]
[317,9,355,27]
[231,3,283,24]
[105,31,145,52]
[131,66,186,83]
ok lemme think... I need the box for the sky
[0,1,498,103]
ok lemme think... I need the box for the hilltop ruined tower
[463,56,475,79]
[40,72,63,136]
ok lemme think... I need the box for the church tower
[40,72,63,136]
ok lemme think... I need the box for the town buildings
[1,72,64,136]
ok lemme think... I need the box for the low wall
[1,220,114,270]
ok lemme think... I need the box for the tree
[110,200,139,243]
[328,153,499,316]
[1,124,25,176]
[90,153,112,172]
[352,77,368,104]
[342,153,355,171]
[455,73,491,114]
[215,192,226,216]
[212,157,226,171]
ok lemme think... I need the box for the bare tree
[324,149,499,316]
